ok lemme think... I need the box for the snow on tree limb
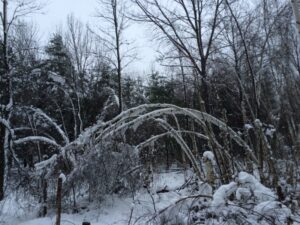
[14,136,62,150]
[21,106,70,145]
[155,118,204,181]
[93,104,257,164]
[136,130,208,150]
[0,117,15,139]
[97,107,177,141]
[28,103,259,183]
[0,117,11,130]
[34,154,58,176]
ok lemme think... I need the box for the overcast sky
[27,0,157,76]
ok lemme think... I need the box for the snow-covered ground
[1,169,188,225]
[1,167,299,225]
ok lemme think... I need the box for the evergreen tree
[45,34,74,83]
[123,76,136,109]
[146,71,175,104]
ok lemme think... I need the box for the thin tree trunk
[0,126,5,200]
[113,0,123,113]
[292,0,300,36]
[55,177,63,225]
[42,179,48,217]
[2,0,8,72]
[225,0,260,118]
[0,0,9,201]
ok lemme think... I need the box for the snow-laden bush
[49,141,143,208]
[154,172,294,225]
[0,192,39,223]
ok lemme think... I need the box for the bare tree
[96,0,135,113]
[11,20,40,72]
[65,14,95,135]
[132,0,224,113]
[65,14,94,80]
[0,0,43,200]
[131,0,240,182]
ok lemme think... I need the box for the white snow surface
[59,173,67,183]
[254,201,292,224]
[151,169,186,192]
[203,151,215,162]
[244,123,253,130]
[238,172,276,202]
[265,128,276,138]
[48,72,66,85]
[211,182,237,207]
[1,170,189,225]
[236,187,251,201]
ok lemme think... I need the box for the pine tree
[45,34,74,84]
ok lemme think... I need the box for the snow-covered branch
[0,104,5,111]
[0,117,11,130]
[26,103,259,189]
[22,106,70,145]
[136,130,208,150]
[14,136,62,150]
[93,104,258,163]
[155,118,204,180]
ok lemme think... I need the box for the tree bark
[292,0,300,36]
[0,125,5,200]
[55,177,63,225]
[0,0,9,201]
[42,179,48,216]
[112,0,123,114]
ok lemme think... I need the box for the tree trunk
[113,0,123,114]
[0,0,9,202]
[42,179,48,217]
[0,125,5,200]
[292,0,300,36]
[55,177,63,225]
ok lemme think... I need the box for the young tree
[146,71,174,104]
[0,0,9,200]
[96,0,134,113]
[0,0,43,200]
[45,34,74,82]
[65,14,94,85]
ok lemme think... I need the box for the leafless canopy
[132,0,224,79]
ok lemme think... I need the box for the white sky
[27,0,158,76]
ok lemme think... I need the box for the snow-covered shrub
[202,172,293,225]
[0,192,39,223]
[152,172,295,225]
[61,141,142,205]
[202,151,217,186]
[254,201,292,225]
[237,172,276,202]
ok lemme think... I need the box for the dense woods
[1,0,300,224]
